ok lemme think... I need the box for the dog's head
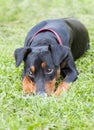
[14,44,69,95]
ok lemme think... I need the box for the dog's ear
[49,45,69,66]
[14,47,31,67]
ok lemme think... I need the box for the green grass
[0,0,94,130]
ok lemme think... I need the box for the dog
[14,18,90,96]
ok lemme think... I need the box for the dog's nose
[36,92,47,96]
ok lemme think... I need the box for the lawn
[0,0,94,130]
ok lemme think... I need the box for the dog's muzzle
[36,91,47,96]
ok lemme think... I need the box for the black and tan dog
[14,18,90,96]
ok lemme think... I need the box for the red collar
[29,28,63,46]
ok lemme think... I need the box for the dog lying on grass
[14,18,90,96]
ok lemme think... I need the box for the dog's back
[25,18,90,60]
[64,18,90,60]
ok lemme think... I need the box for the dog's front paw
[54,81,69,97]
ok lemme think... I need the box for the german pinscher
[14,18,90,96]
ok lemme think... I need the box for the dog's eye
[28,71,33,76]
[45,68,53,74]
[28,71,34,82]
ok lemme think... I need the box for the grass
[0,0,94,129]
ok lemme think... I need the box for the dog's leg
[54,52,78,97]
[54,81,69,97]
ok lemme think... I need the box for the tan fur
[22,75,36,94]
[41,62,46,68]
[45,78,56,95]
[56,67,60,79]
[31,66,35,73]
[54,81,69,97]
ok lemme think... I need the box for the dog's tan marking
[54,81,69,97]
[22,75,36,94]
[61,62,66,69]
[56,67,60,79]
[31,66,35,73]
[45,78,56,95]
[41,62,46,68]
